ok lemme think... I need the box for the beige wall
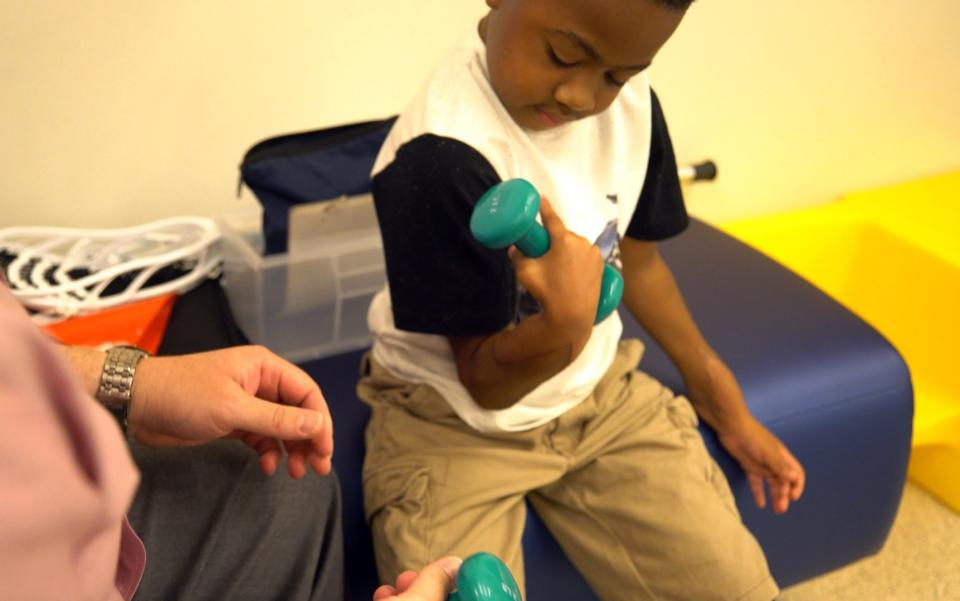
[656,0,960,221]
[1,0,958,229]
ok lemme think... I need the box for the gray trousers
[128,440,345,601]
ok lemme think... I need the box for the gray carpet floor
[781,482,960,600]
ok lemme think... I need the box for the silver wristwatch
[96,345,149,432]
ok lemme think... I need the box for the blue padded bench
[163,215,912,598]
[300,217,913,599]
[233,115,911,597]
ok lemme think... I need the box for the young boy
[361,1,805,599]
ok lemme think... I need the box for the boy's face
[480,0,685,131]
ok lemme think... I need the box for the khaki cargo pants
[358,340,778,601]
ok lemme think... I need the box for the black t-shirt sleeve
[372,134,515,336]
[625,89,690,241]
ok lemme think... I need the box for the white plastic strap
[0,216,222,318]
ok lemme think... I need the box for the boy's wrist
[452,310,594,410]
[538,306,594,350]
[688,392,752,433]
[682,352,753,431]
[490,312,589,365]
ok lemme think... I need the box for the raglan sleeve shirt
[372,88,688,338]
[626,89,689,242]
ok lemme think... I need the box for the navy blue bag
[239,116,398,255]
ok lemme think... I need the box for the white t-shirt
[367,34,687,433]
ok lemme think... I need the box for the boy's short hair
[654,0,695,9]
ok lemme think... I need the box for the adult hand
[128,345,333,478]
[373,557,462,601]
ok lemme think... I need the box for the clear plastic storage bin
[217,194,386,362]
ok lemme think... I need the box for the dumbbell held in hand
[470,178,623,323]
[448,552,522,601]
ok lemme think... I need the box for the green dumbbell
[470,178,624,324]
[448,552,523,601]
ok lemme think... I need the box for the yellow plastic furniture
[723,171,960,510]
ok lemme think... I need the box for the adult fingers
[257,352,336,459]
[239,433,282,476]
[394,570,419,593]
[373,585,399,601]
[253,352,334,438]
[286,452,307,479]
[396,557,462,600]
[253,350,327,409]
[284,438,333,477]
[240,432,326,478]
[231,392,328,443]
[283,439,310,479]
[308,449,333,476]
[257,436,283,476]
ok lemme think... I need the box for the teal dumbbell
[470,178,624,324]
[448,552,523,601]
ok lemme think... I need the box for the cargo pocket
[665,394,700,431]
[666,395,740,516]
[363,461,435,573]
[706,456,740,515]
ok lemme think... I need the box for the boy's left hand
[686,356,805,514]
[716,416,805,514]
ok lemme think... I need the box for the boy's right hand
[448,196,603,409]
[508,195,603,336]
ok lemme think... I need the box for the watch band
[96,345,149,432]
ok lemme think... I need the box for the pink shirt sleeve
[0,285,145,600]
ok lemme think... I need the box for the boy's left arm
[620,236,805,514]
